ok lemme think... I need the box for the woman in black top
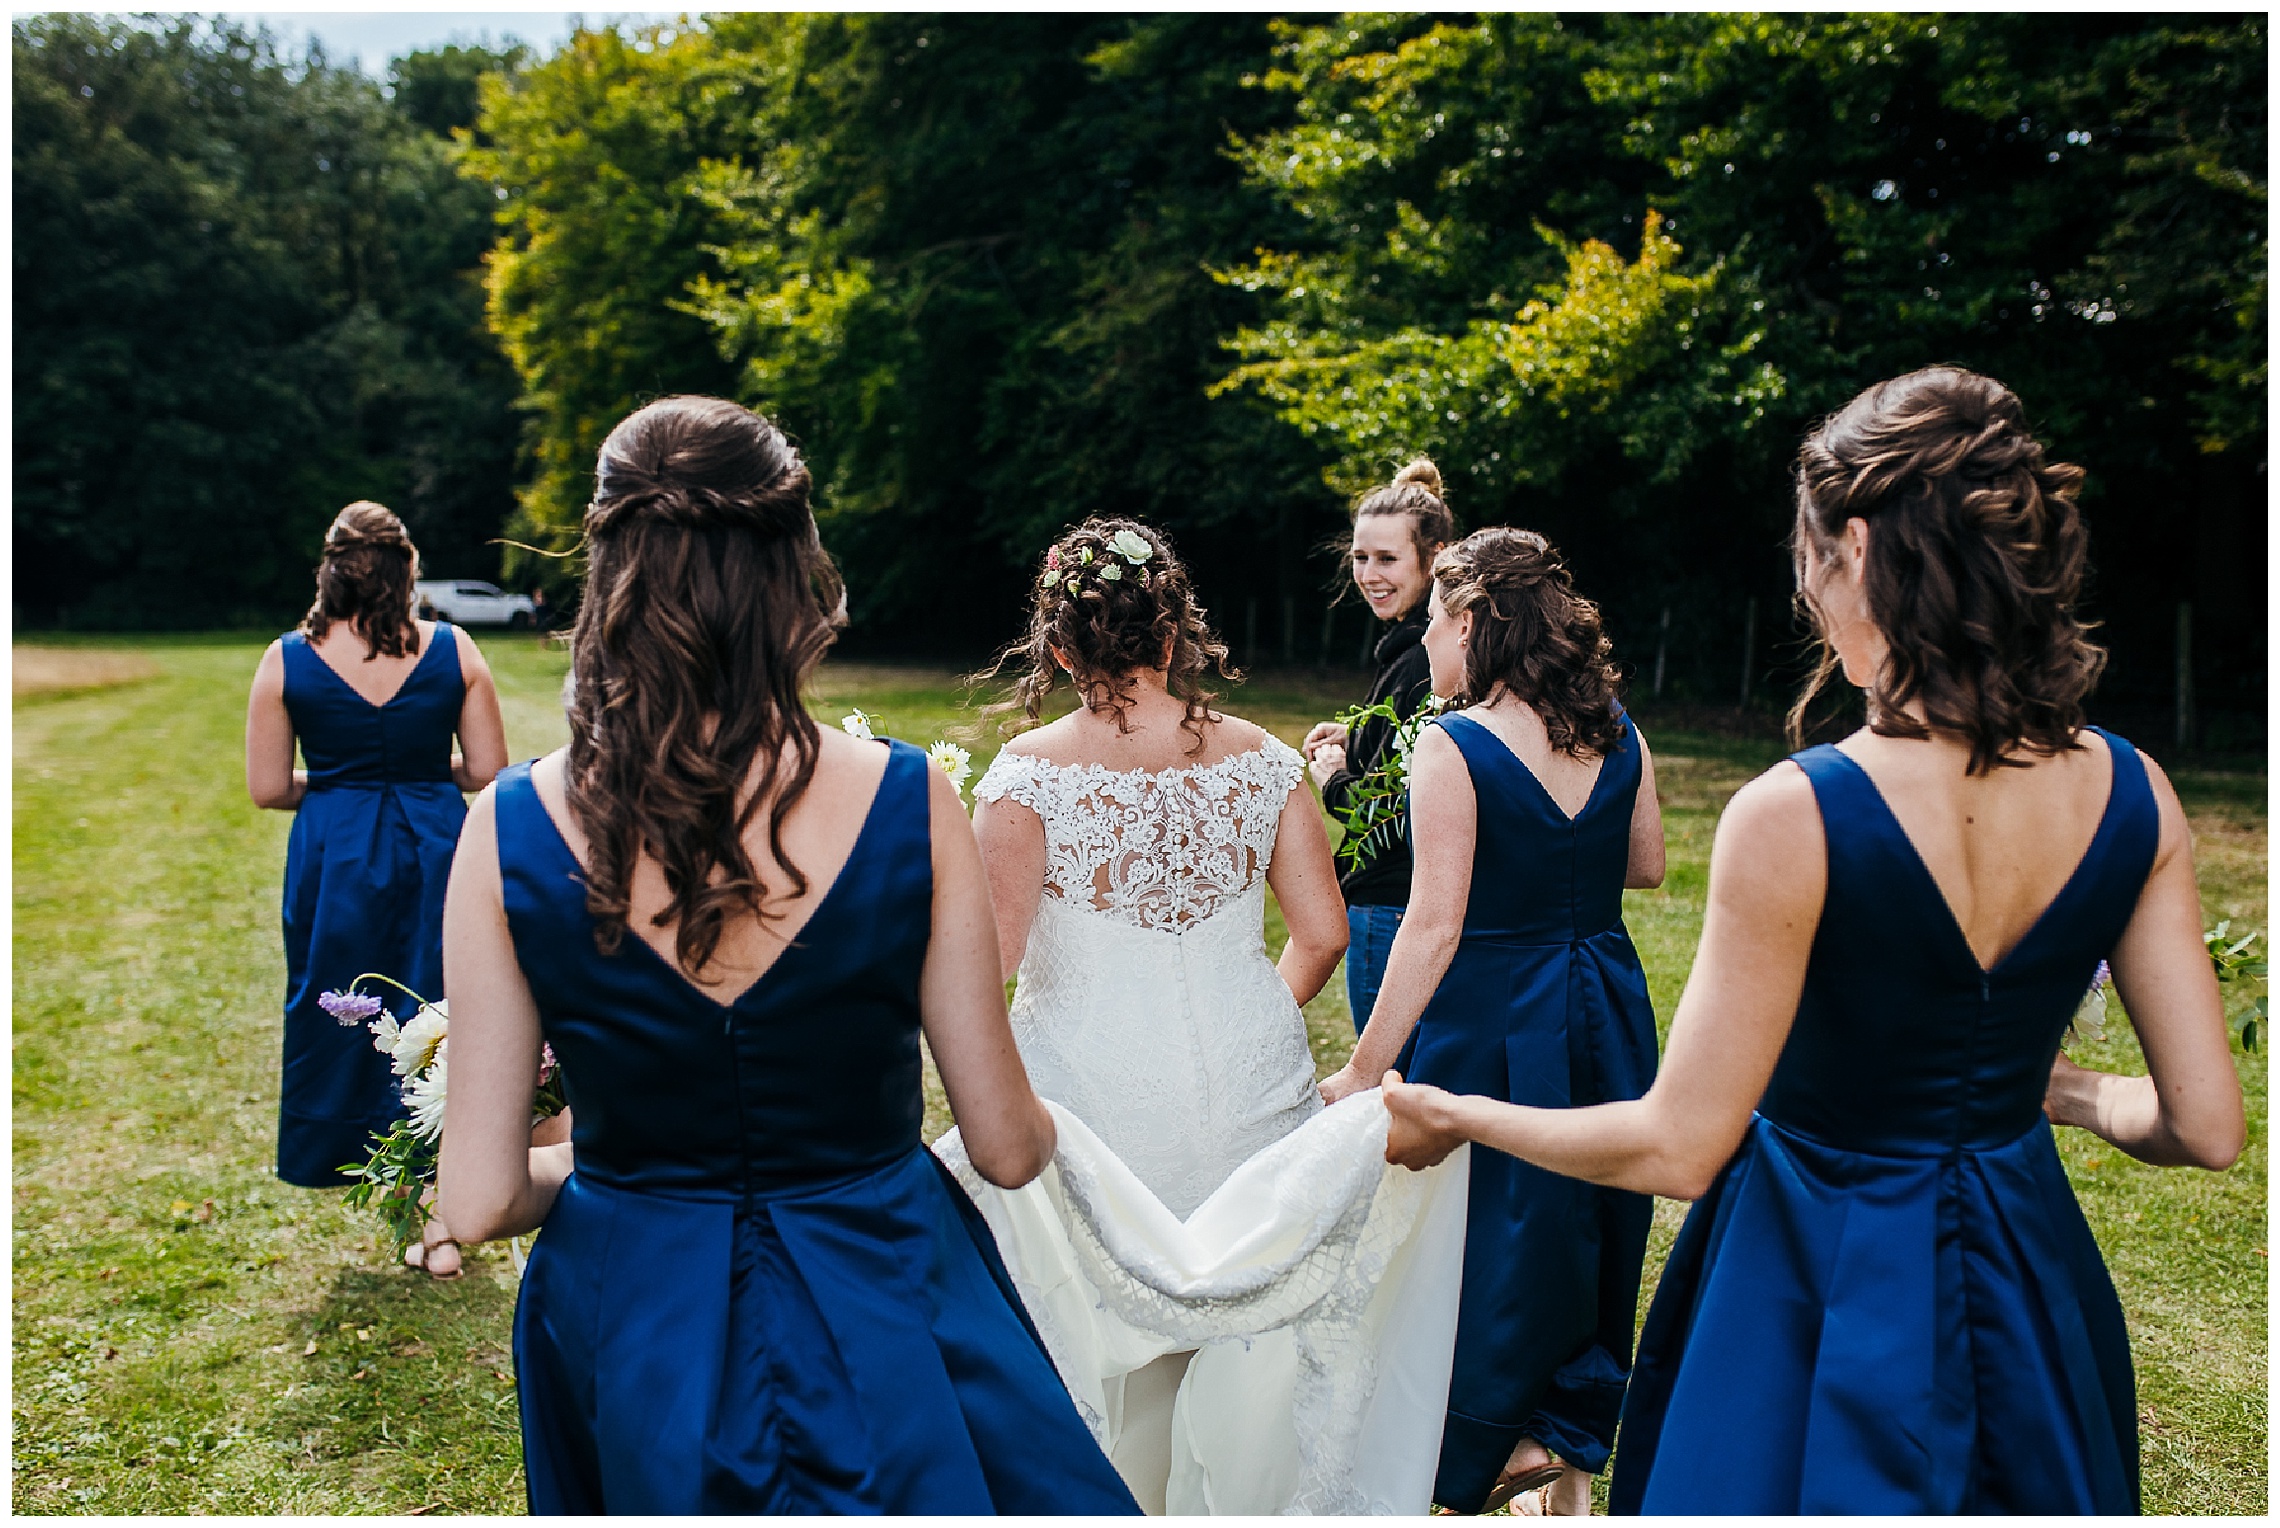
[1301,459,1454,1033]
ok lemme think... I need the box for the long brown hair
[301,501,419,659]
[1432,527,1625,757]
[981,517,1235,755]
[564,396,845,973]
[1789,366,2104,773]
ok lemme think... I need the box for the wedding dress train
[938,738,1469,1514]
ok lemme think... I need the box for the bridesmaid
[246,502,505,1271]
[1301,459,1453,1033]
[435,396,1137,1514]
[1383,367,2246,1513]
[1320,528,1665,1515]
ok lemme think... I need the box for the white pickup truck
[414,579,538,628]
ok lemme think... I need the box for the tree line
[14,14,2265,738]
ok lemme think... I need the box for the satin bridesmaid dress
[1611,731,2154,1514]
[1404,711,1659,1511]
[494,741,1139,1515]
[276,623,467,1186]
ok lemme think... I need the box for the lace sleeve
[974,747,1046,811]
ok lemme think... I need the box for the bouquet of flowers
[2206,921,2266,1053]
[2067,924,2265,1054]
[839,707,974,797]
[320,975,567,1254]
[1326,694,1446,873]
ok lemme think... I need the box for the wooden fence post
[2176,600,2194,751]
[1739,596,1757,708]
[1653,605,1670,698]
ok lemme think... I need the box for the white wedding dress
[933,736,1469,1515]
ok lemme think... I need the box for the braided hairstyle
[564,395,845,974]
[1790,366,2103,773]
[301,501,420,659]
[983,517,1236,755]
[1432,527,1626,758]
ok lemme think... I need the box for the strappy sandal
[1479,1439,1564,1516]
[403,1218,463,1281]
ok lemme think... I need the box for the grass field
[13,634,2268,1513]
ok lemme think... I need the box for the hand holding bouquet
[320,975,568,1255]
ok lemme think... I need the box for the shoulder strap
[2086,727,2161,899]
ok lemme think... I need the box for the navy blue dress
[1611,732,2153,1514]
[1406,712,1659,1510]
[494,742,1139,1515]
[277,624,468,1186]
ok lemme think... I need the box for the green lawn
[13,636,2267,1513]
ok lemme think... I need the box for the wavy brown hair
[301,501,420,659]
[563,396,845,974]
[981,517,1236,755]
[1432,527,1626,757]
[1789,366,2104,774]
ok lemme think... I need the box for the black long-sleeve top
[1319,608,1434,908]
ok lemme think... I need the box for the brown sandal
[1479,1439,1564,1516]
[403,1219,463,1281]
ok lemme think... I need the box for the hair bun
[323,500,412,556]
[1393,457,1444,500]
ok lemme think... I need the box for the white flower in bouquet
[840,709,876,740]
[386,1003,450,1078]
[1108,529,1154,563]
[926,740,974,796]
[403,1043,449,1143]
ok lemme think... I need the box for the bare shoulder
[997,716,1073,760]
[1204,711,1273,757]
[1715,760,1824,859]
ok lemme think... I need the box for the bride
[932,518,1469,1515]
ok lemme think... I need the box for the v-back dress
[276,623,467,1186]
[1610,731,2155,1514]
[494,741,1138,1515]
[1405,711,1659,1511]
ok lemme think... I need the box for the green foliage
[467,15,1335,641]
[2206,921,2267,1053]
[1324,693,1444,872]
[1218,13,2266,710]
[12,16,526,627]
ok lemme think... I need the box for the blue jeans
[1344,904,1405,1036]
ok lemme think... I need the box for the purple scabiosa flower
[319,988,385,1027]
[538,1044,559,1088]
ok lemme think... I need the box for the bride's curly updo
[301,500,421,659]
[1790,366,2104,772]
[1432,527,1625,758]
[565,395,845,974]
[984,517,1236,754]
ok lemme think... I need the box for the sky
[214,11,675,75]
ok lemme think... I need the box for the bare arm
[1384,763,1827,1199]
[451,632,509,792]
[1266,780,1348,1005]
[436,785,575,1244]
[245,641,307,810]
[973,789,1047,983]
[1319,724,1473,1101]
[1626,731,1666,889]
[2043,756,2245,1170]
[922,766,1057,1187]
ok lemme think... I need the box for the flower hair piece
[1043,527,1156,596]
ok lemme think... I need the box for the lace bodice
[974,736,1305,934]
